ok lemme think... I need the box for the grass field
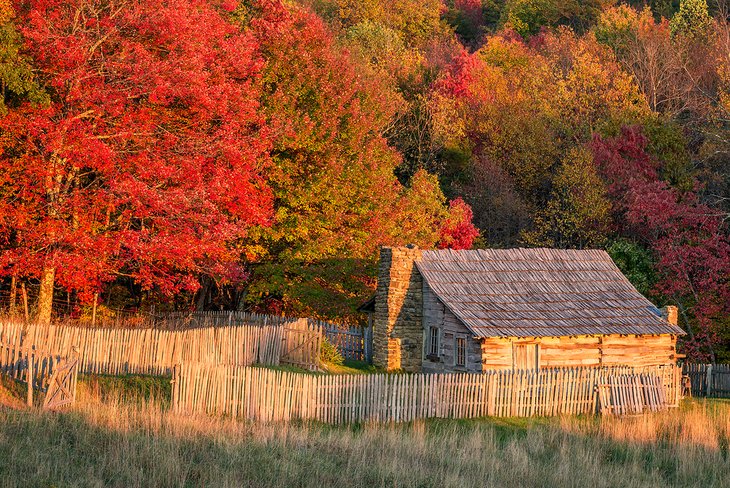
[0,377,727,488]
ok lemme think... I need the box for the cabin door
[512,343,539,371]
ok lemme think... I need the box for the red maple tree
[0,0,273,321]
[438,198,480,250]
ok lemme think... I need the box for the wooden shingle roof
[415,248,685,338]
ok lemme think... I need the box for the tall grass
[0,382,727,488]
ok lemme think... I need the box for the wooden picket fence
[48,310,370,364]
[0,320,323,376]
[0,340,79,408]
[683,363,730,398]
[157,311,371,362]
[171,364,682,423]
[0,340,65,393]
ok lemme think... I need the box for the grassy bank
[0,380,727,488]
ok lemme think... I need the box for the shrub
[320,336,344,365]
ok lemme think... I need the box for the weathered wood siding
[422,282,482,373]
[480,334,678,370]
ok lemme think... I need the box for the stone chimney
[372,246,424,372]
[661,305,679,326]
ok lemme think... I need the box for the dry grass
[0,381,727,488]
[560,401,730,451]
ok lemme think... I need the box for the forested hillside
[0,0,727,360]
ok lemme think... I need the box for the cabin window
[512,343,539,370]
[455,336,467,367]
[428,326,440,359]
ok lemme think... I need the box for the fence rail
[0,321,322,375]
[172,364,681,423]
[683,363,730,398]
[153,311,296,329]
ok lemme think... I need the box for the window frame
[427,326,440,360]
[454,334,467,368]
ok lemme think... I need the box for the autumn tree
[443,0,500,46]
[0,0,273,321]
[606,238,657,298]
[669,0,711,39]
[307,0,447,48]
[592,126,730,360]
[595,5,716,117]
[340,19,445,183]
[240,2,476,319]
[429,30,647,245]
[438,197,481,249]
[0,0,46,114]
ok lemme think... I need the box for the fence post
[364,320,373,364]
[171,364,179,413]
[26,351,33,407]
[21,282,29,323]
[706,364,713,397]
[9,275,17,319]
[92,293,98,327]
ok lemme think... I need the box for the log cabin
[362,246,684,373]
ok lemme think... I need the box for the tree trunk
[196,276,211,311]
[9,275,17,318]
[36,265,55,324]
[21,282,29,323]
[92,292,98,326]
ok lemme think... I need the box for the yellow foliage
[0,0,13,24]
[429,29,649,212]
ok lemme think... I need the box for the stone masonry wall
[661,305,679,326]
[372,246,424,372]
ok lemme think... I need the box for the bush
[320,336,344,365]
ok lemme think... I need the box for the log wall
[480,334,678,370]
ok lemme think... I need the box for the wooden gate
[280,319,322,370]
[43,349,80,410]
[597,373,669,415]
[324,325,366,361]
